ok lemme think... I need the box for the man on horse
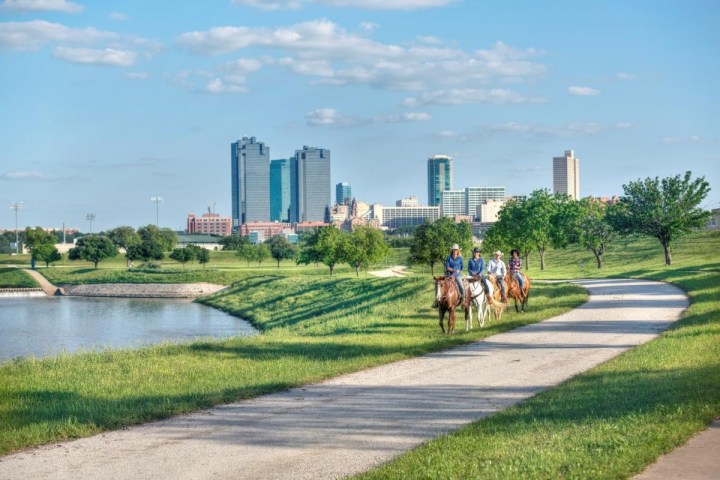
[509,248,525,292]
[487,250,507,302]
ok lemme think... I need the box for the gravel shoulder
[0,279,692,480]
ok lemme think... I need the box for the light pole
[150,196,164,227]
[86,213,96,234]
[9,201,22,254]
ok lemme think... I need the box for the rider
[508,248,525,292]
[445,244,465,304]
[468,247,488,292]
[487,250,507,302]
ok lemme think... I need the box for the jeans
[515,273,524,291]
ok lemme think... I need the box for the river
[0,296,257,363]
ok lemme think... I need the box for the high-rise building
[270,158,291,222]
[427,154,453,206]
[336,182,352,206]
[553,150,580,200]
[231,136,270,227]
[187,212,232,236]
[290,146,331,223]
[440,187,506,218]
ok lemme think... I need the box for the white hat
[451,244,460,250]
[493,250,503,256]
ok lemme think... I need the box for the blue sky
[1,0,718,232]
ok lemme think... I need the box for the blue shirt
[468,257,485,276]
[445,255,463,277]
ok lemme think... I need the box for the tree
[574,199,618,269]
[32,243,62,267]
[126,242,164,265]
[219,233,250,250]
[265,235,297,268]
[254,243,271,266]
[236,243,257,267]
[343,226,390,276]
[297,226,347,275]
[23,227,55,252]
[169,247,195,268]
[68,235,117,268]
[608,171,711,265]
[195,247,210,268]
[409,217,472,274]
[107,226,140,266]
[137,225,177,252]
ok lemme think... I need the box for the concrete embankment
[0,288,46,298]
[62,283,227,298]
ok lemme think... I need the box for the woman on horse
[487,250,507,302]
[509,248,525,292]
[445,244,465,303]
[468,247,488,292]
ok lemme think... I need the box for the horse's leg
[438,307,445,334]
[449,308,455,334]
[466,301,472,332]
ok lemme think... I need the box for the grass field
[0,231,717,480]
[0,268,38,288]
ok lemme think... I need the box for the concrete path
[0,279,691,480]
[20,268,59,296]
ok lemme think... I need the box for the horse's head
[433,276,457,305]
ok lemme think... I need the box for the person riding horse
[508,248,525,292]
[487,250,507,302]
[468,247,489,293]
[445,244,465,304]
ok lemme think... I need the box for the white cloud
[53,46,137,66]
[662,135,703,144]
[125,71,149,80]
[435,121,632,142]
[0,20,118,50]
[231,0,455,9]
[305,108,362,126]
[374,112,432,122]
[403,88,544,107]
[110,11,128,21]
[568,86,600,96]
[358,22,378,33]
[178,21,546,91]
[206,76,249,93]
[616,72,637,80]
[0,0,83,13]
[222,57,262,73]
[0,170,58,181]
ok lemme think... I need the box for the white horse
[465,277,492,331]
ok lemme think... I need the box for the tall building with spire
[427,154,453,206]
[553,149,580,200]
[231,136,270,227]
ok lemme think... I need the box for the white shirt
[487,258,506,277]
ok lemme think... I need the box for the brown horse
[505,273,531,313]
[484,274,508,321]
[433,276,469,334]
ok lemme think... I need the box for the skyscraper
[290,146,331,223]
[270,158,291,222]
[553,150,580,200]
[336,182,352,205]
[231,136,270,227]
[427,154,453,206]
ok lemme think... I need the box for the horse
[465,277,492,330]
[505,272,531,313]
[433,276,469,335]
[485,274,509,321]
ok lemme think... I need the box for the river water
[0,296,257,363]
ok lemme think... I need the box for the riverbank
[61,282,227,298]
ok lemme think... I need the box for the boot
[431,300,439,309]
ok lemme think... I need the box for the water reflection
[0,296,257,362]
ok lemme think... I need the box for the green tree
[297,226,347,275]
[254,243,271,266]
[137,225,177,252]
[107,226,140,267]
[236,243,257,267]
[68,235,117,268]
[219,234,250,250]
[169,247,195,268]
[23,227,55,252]
[195,247,210,268]
[409,217,472,274]
[574,199,618,269]
[343,226,390,276]
[608,171,711,265]
[265,235,297,268]
[32,244,62,267]
[126,242,164,265]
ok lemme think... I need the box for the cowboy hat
[451,244,460,250]
[493,250,503,256]
[472,247,482,253]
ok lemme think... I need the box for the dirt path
[0,279,691,480]
[21,268,59,296]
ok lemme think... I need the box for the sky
[1,0,719,232]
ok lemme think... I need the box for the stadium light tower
[9,201,22,254]
[86,213,96,234]
[150,196,164,227]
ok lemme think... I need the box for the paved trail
[0,279,689,480]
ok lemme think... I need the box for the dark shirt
[508,257,522,275]
[468,257,485,276]
[445,255,463,277]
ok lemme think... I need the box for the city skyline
[1,1,718,231]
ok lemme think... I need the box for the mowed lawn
[0,230,718,480]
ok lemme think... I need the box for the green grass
[0,274,584,455]
[0,267,38,288]
[357,232,720,480]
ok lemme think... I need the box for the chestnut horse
[433,276,469,334]
[505,273,531,313]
